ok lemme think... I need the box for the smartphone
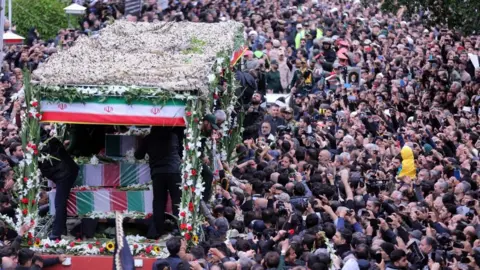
[374,253,383,264]
[370,219,379,229]
[431,252,436,262]
[453,241,464,249]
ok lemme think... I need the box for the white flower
[207,74,216,83]
[90,155,99,165]
[125,148,136,163]
[194,185,205,196]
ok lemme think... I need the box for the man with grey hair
[214,110,227,126]
[454,181,471,202]
[433,179,448,196]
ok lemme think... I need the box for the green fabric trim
[41,96,185,106]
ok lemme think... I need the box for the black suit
[39,133,79,239]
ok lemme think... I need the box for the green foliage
[381,0,480,35]
[182,37,207,55]
[10,0,69,40]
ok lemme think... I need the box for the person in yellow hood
[398,145,416,179]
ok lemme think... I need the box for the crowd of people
[0,0,478,269]
[155,0,480,270]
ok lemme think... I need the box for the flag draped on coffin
[105,135,141,157]
[48,190,153,216]
[48,163,151,188]
[40,97,186,126]
[74,163,151,187]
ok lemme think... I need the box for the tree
[10,0,69,40]
[381,0,480,35]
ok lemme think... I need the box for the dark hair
[18,248,35,266]
[390,249,406,263]
[340,228,353,245]
[8,142,21,155]
[278,173,289,186]
[223,207,235,223]
[233,191,245,204]
[32,256,43,266]
[236,239,251,252]
[293,182,306,196]
[306,149,318,161]
[305,213,319,229]
[424,236,437,250]
[302,234,316,250]
[166,237,181,255]
[355,244,370,260]
[323,223,336,239]
[213,205,224,217]
[190,245,205,260]
[262,208,275,224]
[264,251,280,268]
[253,171,266,181]
[230,220,245,233]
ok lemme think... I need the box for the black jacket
[135,127,181,176]
[39,136,79,183]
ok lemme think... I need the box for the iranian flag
[231,46,248,66]
[73,163,151,187]
[49,190,154,216]
[40,97,186,126]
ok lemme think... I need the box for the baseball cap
[214,217,229,233]
[203,114,219,130]
[250,220,266,234]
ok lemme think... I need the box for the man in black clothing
[135,127,182,238]
[31,255,67,269]
[38,127,79,240]
[15,248,34,270]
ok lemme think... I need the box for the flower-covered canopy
[32,21,244,97]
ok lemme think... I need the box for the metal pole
[7,0,10,31]
[0,0,6,66]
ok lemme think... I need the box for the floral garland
[0,73,41,237]
[178,97,205,246]
[120,126,151,137]
[82,211,151,220]
[72,183,151,192]
[35,85,193,105]
[317,231,337,270]
[73,155,148,165]
[29,235,168,257]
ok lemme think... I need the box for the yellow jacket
[398,146,416,179]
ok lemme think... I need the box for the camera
[276,201,288,215]
[437,233,452,250]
